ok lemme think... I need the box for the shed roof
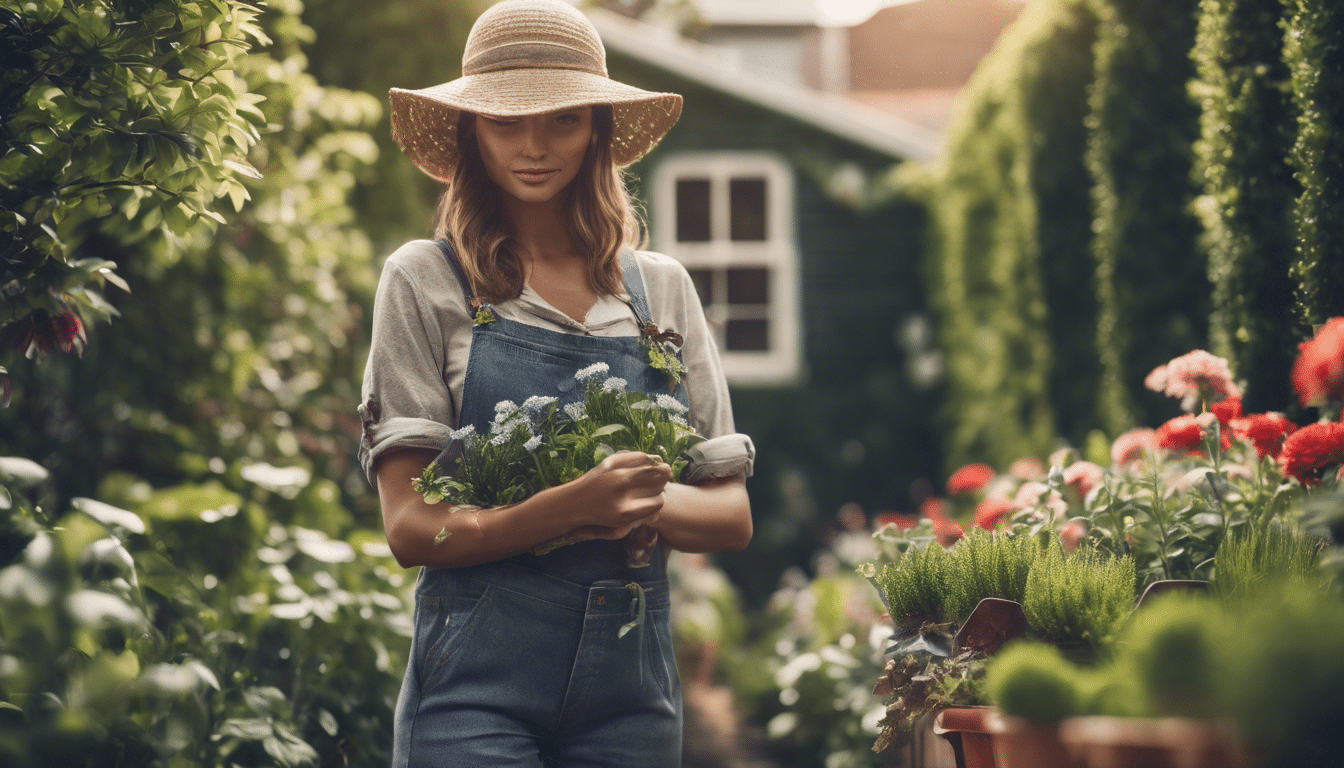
[586,8,943,162]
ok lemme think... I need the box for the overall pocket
[413,580,493,694]
[644,606,680,705]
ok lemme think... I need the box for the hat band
[463,41,607,77]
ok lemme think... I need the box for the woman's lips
[514,169,558,184]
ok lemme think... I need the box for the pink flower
[975,499,1017,531]
[1063,461,1104,496]
[1292,317,1344,407]
[1111,428,1157,468]
[1008,456,1046,480]
[1145,350,1243,412]
[947,463,996,495]
[920,497,964,547]
[1014,481,1067,517]
[1060,520,1087,553]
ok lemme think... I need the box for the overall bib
[391,243,687,768]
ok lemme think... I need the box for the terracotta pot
[1057,716,1259,768]
[932,706,997,768]
[986,711,1075,768]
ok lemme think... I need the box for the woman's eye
[555,114,579,125]
[488,118,518,127]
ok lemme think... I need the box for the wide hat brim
[389,69,682,182]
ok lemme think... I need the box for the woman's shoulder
[629,249,693,295]
[383,239,453,280]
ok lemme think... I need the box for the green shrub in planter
[1117,593,1224,717]
[1023,543,1135,648]
[984,641,1081,723]
[1222,584,1344,768]
[1214,522,1326,605]
[872,539,950,625]
[944,528,1042,621]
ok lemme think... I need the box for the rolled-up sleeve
[358,252,457,485]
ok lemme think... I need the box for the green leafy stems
[411,363,703,553]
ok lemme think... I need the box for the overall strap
[435,239,476,310]
[619,248,654,327]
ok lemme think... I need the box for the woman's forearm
[375,448,585,568]
[653,475,752,553]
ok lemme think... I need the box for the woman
[358,1,754,766]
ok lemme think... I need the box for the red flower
[947,463,995,494]
[1279,422,1344,486]
[974,499,1017,531]
[876,512,918,531]
[1292,317,1344,407]
[1155,414,1230,454]
[1230,413,1298,459]
[920,497,964,546]
[1211,396,1242,426]
[1008,456,1046,479]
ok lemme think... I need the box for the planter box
[1058,716,1259,768]
[932,706,997,768]
[986,711,1074,768]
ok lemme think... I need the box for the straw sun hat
[389,0,683,181]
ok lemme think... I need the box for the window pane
[676,178,711,242]
[726,267,769,304]
[687,268,714,306]
[726,319,770,351]
[729,177,767,241]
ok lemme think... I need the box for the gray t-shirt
[358,239,737,484]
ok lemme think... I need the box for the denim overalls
[391,242,687,767]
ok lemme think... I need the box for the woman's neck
[503,193,577,263]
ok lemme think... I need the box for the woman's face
[473,107,594,205]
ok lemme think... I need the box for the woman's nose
[520,121,548,159]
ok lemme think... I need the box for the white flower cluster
[601,377,627,393]
[655,393,687,413]
[575,362,610,382]
[563,401,587,422]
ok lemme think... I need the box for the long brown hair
[433,105,646,303]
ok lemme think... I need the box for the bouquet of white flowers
[412,362,705,558]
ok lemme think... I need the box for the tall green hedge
[1283,0,1344,329]
[1087,0,1206,432]
[1191,0,1300,412]
[930,0,1099,468]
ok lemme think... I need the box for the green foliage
[984,641,1080,723]
[872,538,948,625]
[415,378,702,510]
[1086,0,1207,433]
[0,462,411,767]
[943,528,1041,622]
[929,0,1100,468]
[1221,583,1344,767]
[1,0,382,508]
[1190,0,1301,412]
[1116,594,1223,716]
[1283,0,1344,328]
[1214,521,1325,604]
[0,0,267,347]
[1023,543,1135,647]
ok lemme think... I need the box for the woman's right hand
[559,451,672,533]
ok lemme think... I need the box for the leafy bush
[871,538,948,625]
[943,528,1040,621]
[1022,543,1135,648]
[1214,522,1325,604]
[984,642,1080,723]
[0,461,411,767]
[1116,593,1223,717]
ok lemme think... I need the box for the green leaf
[71,497,146,535]
[591,424,628,438]
[216,717,273,741]
[0,457,50,488]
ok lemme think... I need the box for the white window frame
[651,152,801,386]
